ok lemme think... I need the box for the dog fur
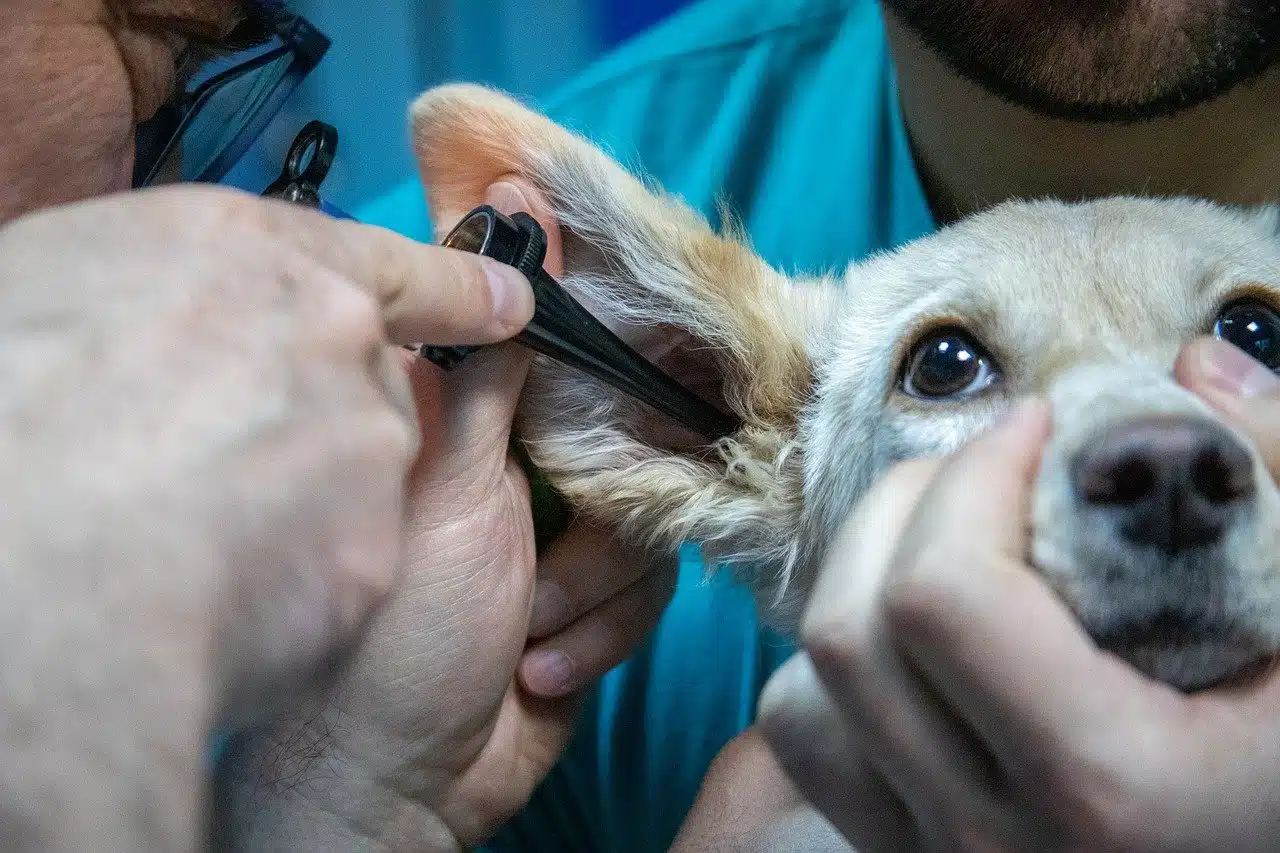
[411,83,1280,693]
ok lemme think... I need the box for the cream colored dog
[412,84,1280,694]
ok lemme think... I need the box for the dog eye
[1214,299,1280,371]
[902,329,999,400]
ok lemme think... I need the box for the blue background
[225,0,694,213]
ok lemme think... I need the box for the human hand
[0,185,532,852]
[215,178,679,852]
[757,383,1280,853]
[669,726,855,853]
[1177,335,1280,472]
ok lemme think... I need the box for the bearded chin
[883,0,1280,122]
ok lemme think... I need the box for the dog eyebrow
[1194,266,1231,298]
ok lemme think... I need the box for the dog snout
[1073,416,1255,550]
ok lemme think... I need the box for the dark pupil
[913,335,980,396]
[1215,302,1280,371]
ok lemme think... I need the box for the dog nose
[1073,416,1255,550]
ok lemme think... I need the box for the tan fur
[410,84,1280,689]
[414,85,824,603]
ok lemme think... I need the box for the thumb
[896,397,1053,568]
[1176,337,1280,476]
[427,344,533,483]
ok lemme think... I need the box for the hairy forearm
[211,727,464,853]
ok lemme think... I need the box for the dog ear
[410,84,823,617]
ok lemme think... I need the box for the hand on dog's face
[810,199,1280,691]
[413,85,1280,694]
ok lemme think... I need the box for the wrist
[211,726,464,853]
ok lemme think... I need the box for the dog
[410,83,1280,695]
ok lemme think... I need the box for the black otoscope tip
[417,205,742,442]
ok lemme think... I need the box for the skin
[881,0,1280,121]
[0,0,243,222]
[752,369,1280,853]
[0,2,676,851]
[677,2,1280,849]
[6,1,1280,852]
[674,356,1280,853]
[213,179,680,852]
[880,11,1280,221]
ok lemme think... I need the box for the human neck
[882,12,1280,224]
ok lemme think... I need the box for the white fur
[411,84,1280,690]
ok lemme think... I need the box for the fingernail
[522,650,574,697]
[483,261,534,329]
[1197,339,1280,399]
[529,582,571,637]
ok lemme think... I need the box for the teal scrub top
[356,0,937,849]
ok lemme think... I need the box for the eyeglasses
[132,5,330,189]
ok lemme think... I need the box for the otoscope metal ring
[417,205,742,441]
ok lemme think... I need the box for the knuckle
[376,349,420,449]
[363,396,419,471]
[434,247,493,316]
[882,542,953,633]
[321,278,386,348]
[344,282,386,336]
[358,225,409,305]
[757,658,831,745]
[380,415,418,472]
[800,615,873,686]
[186,184,273,232]
[330,522,404,614]
[324,423,416,602]
[1032,752,1140,849]
[114,185,232,243]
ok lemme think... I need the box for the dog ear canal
[410,84,809,425]
[411,84,813,603]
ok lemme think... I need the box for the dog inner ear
[410,83,821,605]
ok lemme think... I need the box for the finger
[889,398,1053,575]
[374,241,535,346]
[882,401,1176,794]
[671,726,866,853]
[439,683,585,847]
[1176,336,1280,476]
[800,455,1007,845]
[416,342,533,489]
[518,562,675,698]
[527,523,651,639]
[181,186,537,347]
[759,654,921,853]
[885,547,1191,845]
[801,456,941,631]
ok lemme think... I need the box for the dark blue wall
[601,0,693,46]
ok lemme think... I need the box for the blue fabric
[356,0,937,849]
[600,0,693,45]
